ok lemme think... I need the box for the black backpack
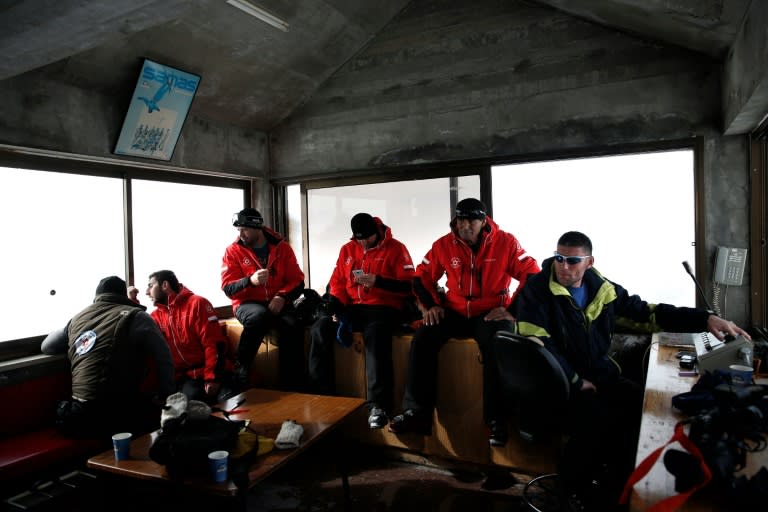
[149,413,244,479]
[293,288,325,326]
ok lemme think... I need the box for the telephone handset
[713,247,747,286]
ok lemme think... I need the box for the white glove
[274,420,304,449]
[161,392,188,428]
[186,400,212,420]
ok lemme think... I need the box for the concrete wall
[0,66,274,224]
[270,0,751,324]
[271,1,722,175]
[0,0,753,324]
[0,68,268,177]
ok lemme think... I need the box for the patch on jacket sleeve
[73,330,98,356]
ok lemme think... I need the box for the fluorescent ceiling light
[226,0,289,32]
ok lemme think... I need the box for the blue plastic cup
[208,450,229,482]
[112,432,132,461]
[728,364,754,385]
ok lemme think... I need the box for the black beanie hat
[233,208,264,229]
[455,198,487,220]
[95,276,127,296]
[351,213,378,240]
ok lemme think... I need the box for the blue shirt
[568,284,587,309]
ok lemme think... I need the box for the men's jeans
[400,307,513,425]
[235,301,305,391]
[308,305,398,412]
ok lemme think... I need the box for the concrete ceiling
[0,0,760,133]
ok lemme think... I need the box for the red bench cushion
[0,428,107,480]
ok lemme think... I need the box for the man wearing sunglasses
[221,207,306,391]
[388,198,540,446]
[515,231,750,510]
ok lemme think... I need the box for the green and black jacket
[516,256,709,390]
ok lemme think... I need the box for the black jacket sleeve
[374,275,412,293]
[413,277,438,309]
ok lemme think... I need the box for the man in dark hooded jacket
[41,276,175,437]
[515,231,751,510]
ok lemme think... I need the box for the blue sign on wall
[114,59,200,161]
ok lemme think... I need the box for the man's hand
[355,272,376,288]
[581,379,596,392]
[423,305,445,326]
[204,381,221,398]
[269,295,286,314]
[484,307,514,322]
[250,268,270,286]
[127,286,140,304]
[706,315,751,341]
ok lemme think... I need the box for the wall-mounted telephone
[713,246,747,286]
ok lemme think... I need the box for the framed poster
[114,59,200,161]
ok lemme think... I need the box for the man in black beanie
[308,213,415,429]
[389,198,540,447]
[95,275,129,296]
[222,208,307,391]
[41,276,175,438]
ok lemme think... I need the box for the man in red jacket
[308,213,415,429]
[133,270,236,403]
[388,198,541,446]
[221,208,306,391]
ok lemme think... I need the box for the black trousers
[308,305,399,412]
[559,376,645,504]
[235,301,305,391]
[56,394,161,438]
[177,375,237,404]
[400,308,513,425]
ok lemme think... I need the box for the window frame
[749,131,767,329]
[0,145,251,358]
[277,138,705,303]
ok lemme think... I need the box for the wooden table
[629,336,767,511]
[87,389,364,501]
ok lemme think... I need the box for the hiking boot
[368,407,389,429]
[388,409,432,435]
[488,420,509,447]
[234,364,251,391]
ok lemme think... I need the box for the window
[0,158,249,347]
[131,180,244,308]
[286,184,304,274]
[303,176,480,292]
[492,150,696,306]
[0,167,125,341]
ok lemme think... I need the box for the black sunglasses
[553,252,591,265]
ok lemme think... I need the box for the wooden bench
[219,318,281,388]
[219,318,559,475]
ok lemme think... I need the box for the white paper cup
[208,450,229,482]
[728,364,754,385]
[112,432,132,461]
